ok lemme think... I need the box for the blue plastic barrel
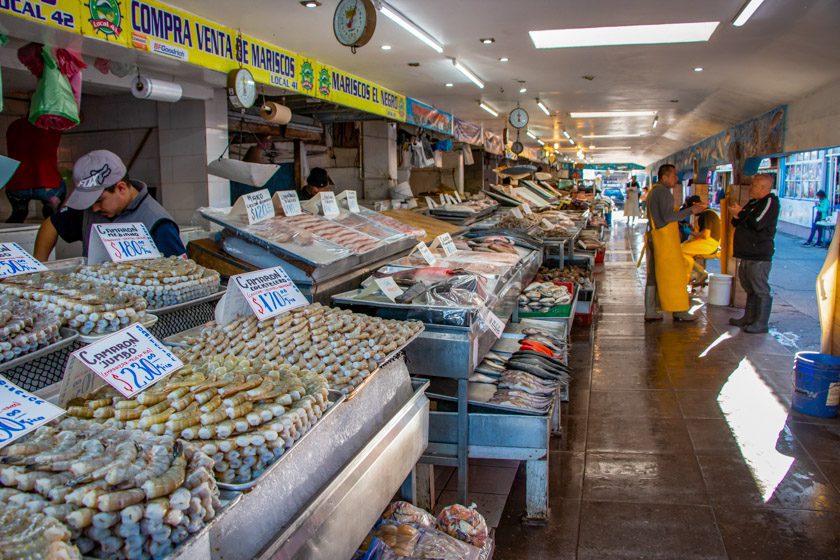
[792,352,840,418]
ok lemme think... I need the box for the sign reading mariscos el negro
[73,323,183,398]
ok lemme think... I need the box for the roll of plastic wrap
[132,76,182,102]
[259,102,292,125]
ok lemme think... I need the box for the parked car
[603,187,625,208]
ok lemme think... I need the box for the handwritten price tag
[72,323,182,399]
[0,242,47,278]
[345,190,361,213]
[522,203,533,215]
[277,190,302,217]
[244,189,275,224]
[374,277,404,302]
[480,307,506,338]
[90,223,161,264]
[0,378,65,448]
[234,266,308,321]
[320,191,340,219]
[437,233,457,257]
[414,242,437,266]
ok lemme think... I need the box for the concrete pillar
[362,121,397,200]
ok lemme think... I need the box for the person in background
[728,174,780,333]
[298,167,333,201]
[714,183,726,207]
[678,195,703,242]
[644,164,707,322]
[34,150,185,260]
[624,178,641,226]
[640,185,649,214]
[680,211,717,286]
[4,117,66,223]
[802,190,831,247]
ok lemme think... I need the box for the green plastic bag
[28,47,79,131]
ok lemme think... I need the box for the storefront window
[781,150,823,199]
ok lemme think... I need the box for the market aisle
[496,221,840,559]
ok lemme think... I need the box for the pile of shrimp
[0,295,62,363]
[0,272,147,336]
[178,303,424,395]
[72,258,221,310]
[0,489,81,559]
[0,417,219,559]
[66,353,331,485]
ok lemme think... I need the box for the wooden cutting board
[382,209,464,244]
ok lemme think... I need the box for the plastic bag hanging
[28,46,80,131]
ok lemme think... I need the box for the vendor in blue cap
[34,150,186,261]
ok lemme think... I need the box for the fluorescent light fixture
[479,102,499,117]
[567,138,575,145]
[537,99,550,116]
[499,57,509,62]
[582,133,644,139]
[379,2,444,53]
[591,146,632,150]
[553,142,560,149]
[537,139,545,146]
[526,130,538,140]
[529,22,720,49]
[381,45,392,51]
[652,115,659,128]
[694,67,704,72]
[445,83,454,88]
[571,110,656,118]
[519,87,527,93]
[733,0,766,27]
[589,144,596,149]
[453,60,484,89]
[562,130,571,139]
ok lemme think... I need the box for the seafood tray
[425,378,556,416]
[78,315,158,343]
[215,390,346,491]
[0,296,63,364]
[148,290,225,340]
[0,327,80,392]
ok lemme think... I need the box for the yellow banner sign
[316,62,406,121]
[79,0,130,46]
[0,0,80,33]
[239,33,300,93]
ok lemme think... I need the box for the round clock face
[334,0,376,48]
[228,68,257,109]
[509,108,529,129]
[511,141,524,155]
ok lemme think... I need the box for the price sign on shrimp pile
[0,242,47,278]
[0,377,65,448]
[89,223,162,264]
[234,266,309,321]
[73,323,183,398]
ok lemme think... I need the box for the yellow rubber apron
[647,186,689,312]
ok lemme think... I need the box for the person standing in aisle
[644,164,707,322]
[728,174,780,333]
[801,190,831,247]
[4,117,66,222]
[624,177,641,225]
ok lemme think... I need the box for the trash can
[792,352,840,417]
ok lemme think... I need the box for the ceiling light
[519,87,527,93]
[694,67,703,72]
[553,143,559,149]
[537,139,545,146]
[479,102,499,117]
[577,149,585,160]
[526,130,538,140]
[536,99,550,116]
[480,37,496,44]
[379,2,444,53]
[589,144,596,149]
[568,138,575,145]
[652,115,659,128]
[381,45,392,51]
[590,146,632,150]
[499,57,509,62]
[453,60,484,89]
[530,22,720,49]
[570,110,656,118]
[445,83,454,88]
[300,0,321,7]
[562,130,571,139]
[582,133,644,138]
[733,0,766,27]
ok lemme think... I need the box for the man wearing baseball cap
[34,150,186,260]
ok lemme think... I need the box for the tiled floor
[494,222,840,559]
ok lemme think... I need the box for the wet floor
[494,221,840,559]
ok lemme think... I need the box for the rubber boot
[729,294,757,327]
[644,286,663,322]
[673,311,697,322]
[744,296,772,333]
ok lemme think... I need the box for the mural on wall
[651,105,786,181]
[406,98,453,136]
[453,118,483,145]
[483,130,504,155]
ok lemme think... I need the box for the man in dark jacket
[727,174,780,333]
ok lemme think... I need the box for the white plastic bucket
[707,273,733,306]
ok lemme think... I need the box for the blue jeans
[5,183,66,223]
[805,211,825,245]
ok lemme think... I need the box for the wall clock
[227,68,257,110]
[334,0,377,53]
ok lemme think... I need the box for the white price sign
[243,189,275,224]
[424,196,437,209]
[345,190,361,213]
[234,266,309,321]
[480,307,506,338]
[277,190,302,217]
[89,223,161,264]
[0,242,47,278]
[437,233,457,257]
[542,218,555,229]
[320,191,340,219]
[511,207,524,219]
[453,191,463,203]
[73,323,183,399]
[374,277,404,302]
[0,378,65,448]
[414,242,437,266]
[522,203,533,215]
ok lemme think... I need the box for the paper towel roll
[260,102,292,125]
[132,76,182,102]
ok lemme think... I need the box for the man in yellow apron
[645,164,707,321]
